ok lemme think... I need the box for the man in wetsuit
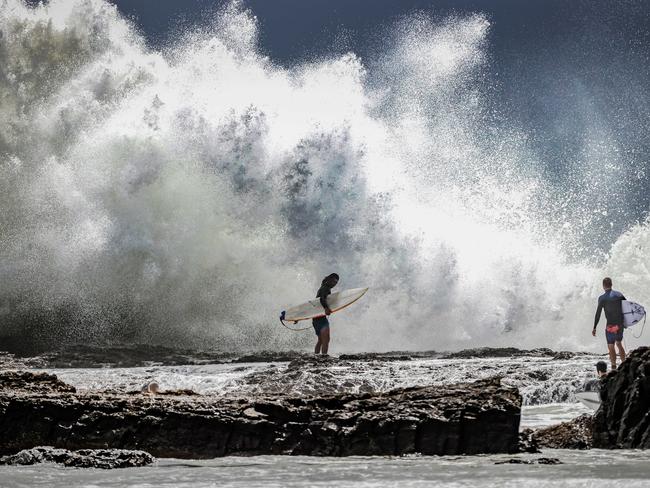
[593,277,627,370]
[313,273,339,355]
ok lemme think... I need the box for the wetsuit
[583,378,601,392]
[312,284,332,336]
[594,289,626,344]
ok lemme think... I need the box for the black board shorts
[312,316,329,336]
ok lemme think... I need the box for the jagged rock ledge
[521,414,593,450]
[594,346,650,449]
[0,371,521,458]
[495,457,563,465]
[2,345,597,369]
[442,347,590,360]
[0,446,154,469]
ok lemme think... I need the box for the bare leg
[320,328,330,355]
[314,338,321,354]
[616,341,626,364]
[607,343,617,369]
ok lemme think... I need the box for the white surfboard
[575,391,600,410]
[622,300,646,328]
[280,287,368,324]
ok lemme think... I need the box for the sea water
[2,450,650,488]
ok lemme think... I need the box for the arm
[319,292,332,315]
[593,300,603,334]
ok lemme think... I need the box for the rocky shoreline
[1,346,648,467]
[0,345,597,369]
[593,346,650,449]
[0,370,521,459]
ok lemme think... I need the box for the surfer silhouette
[314,273,339,355]
[593,277,627,370]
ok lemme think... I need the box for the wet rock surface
[0,370,522,458]
[0,352,48,370]
[525,414,593,449]
[34,344,236,368]
[200,352,598,403]
[593,346,650,449]
[17,348,602,406]
[442,347,588,360]
[517,429,541,453]
[0,446,155,469]
[495,457,563,465]
[6,345,596,369]
[0,370,76,394]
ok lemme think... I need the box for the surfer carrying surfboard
[313,273,339,355]
[593,277,627,370]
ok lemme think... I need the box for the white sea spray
[0,0,648,353]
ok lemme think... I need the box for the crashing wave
[0,0,648,353]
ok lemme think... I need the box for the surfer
[593,277,627,370]
[313,273,339,355]
[583,361,608,392]
[596,360,608,378]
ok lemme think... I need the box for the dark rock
[443,347,555,359]
[126,388,200,396]
[9,346,443,369]
[525,370,550,381]
[552,351,576,360]
[159,389,200,396]
[443,347,592,360]
[518,429,541,453]
[0,371,75,394]
[0,446,154,468]
[531,414,593,449]
[593,346,650,449]
[495,457,562,465]
[338,352,421,361]
[536,457,563,464]
[0,352,47,370]
[232,351,305,363]
[37,344,235,368]
[443,347,530,359]
[0,372,522,458]
[286,354,339,369]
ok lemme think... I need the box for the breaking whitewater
[1,1,650,486]
[1,0,649,355]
